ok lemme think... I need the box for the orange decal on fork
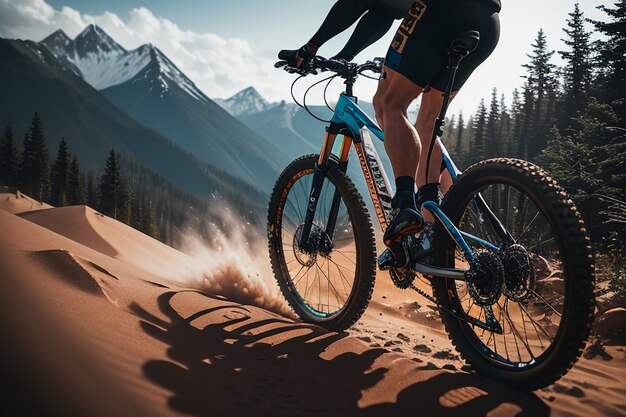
[354,142,388,232]
[338,136,352,162]
[318,131,338,167]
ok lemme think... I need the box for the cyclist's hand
[278,44,315,68]
[275,51,319,76]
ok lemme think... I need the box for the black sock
[416,183,442,208]
[394,176,416,210]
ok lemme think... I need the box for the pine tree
[486,88,500,158]
[559,3,593,126]
[131,195,143,231]
[541,98,625,241]
[0,122,20,189]
[522,29,559,159]
[590,1,626,114]
[471,99,487,162]
[509,89,523,157]
[86,171,99,208]
[50,138,70,206]
[67,156,86,205]
[141,199,159,239]
[100,149,131,222]
[498,94,513,155]
[19,112,50,201]
[455,112,465,157]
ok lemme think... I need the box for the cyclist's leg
[415,88,457,185]
[415,3,500,217]
[309,0,371,53]
[333,4,398,61]
[373,69,423,179]
[373,70,428,250]
[414,88,456,221]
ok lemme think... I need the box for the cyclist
[280,0,501,268]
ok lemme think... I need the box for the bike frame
[301,92,511,280]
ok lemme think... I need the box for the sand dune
[20,205,191,278]
[0,200,624,417]
[0,191,53,214]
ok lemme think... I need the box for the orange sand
[0,194,624,417]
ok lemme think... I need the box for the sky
[0,0,615,118]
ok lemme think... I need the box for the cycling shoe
[383,207,423,246]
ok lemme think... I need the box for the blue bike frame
[309,93,503,278]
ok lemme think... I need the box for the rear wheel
[267,155,376,331]
[432,158,595,390]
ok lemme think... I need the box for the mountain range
[0,37,266,205]
[40,25,289,190]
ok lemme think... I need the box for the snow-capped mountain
[38,25,290,190]
[215,86,277,116]
[41,25,206,101]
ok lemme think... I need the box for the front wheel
[432,158,595,390]
[267,155,376,331]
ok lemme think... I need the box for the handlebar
[275,56,384,78]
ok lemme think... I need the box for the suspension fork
[325,136,352,240]
[299,128,351,250]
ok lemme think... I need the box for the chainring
[390,266,416,289]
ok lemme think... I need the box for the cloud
[0,0,289,100]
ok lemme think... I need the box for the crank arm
[414,262,467,280]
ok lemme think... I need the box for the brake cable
[290,75,306,109]
[323,75,338,112]
[302,74,337,123]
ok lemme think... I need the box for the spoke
[530,289,563,317]
[333,250,357,265]
[499,301,536,360]
[518,302,554,343]
[317,261,322,311]
[316,262,345,305]
[326,258,338,310]
[505,300,523,363]
[291,264,308,286]
[328,257,354,294]
[303,265,312,299]
[516,210,541,242]
[499,300,510,361]
[526,235,556,251]
[518,300,537,352]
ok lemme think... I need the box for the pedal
[379,228,434,271]
[378,239,410,270]
[377,248,395,270]
[409,223,434,263]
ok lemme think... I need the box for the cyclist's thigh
[384,0,448,89]
[430,3,500,91]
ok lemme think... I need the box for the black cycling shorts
[384,0,500,91]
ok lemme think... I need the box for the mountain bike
[267,31,595,389]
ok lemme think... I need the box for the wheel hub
[293,223,331,266]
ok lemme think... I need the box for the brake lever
[275,60,288,68]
